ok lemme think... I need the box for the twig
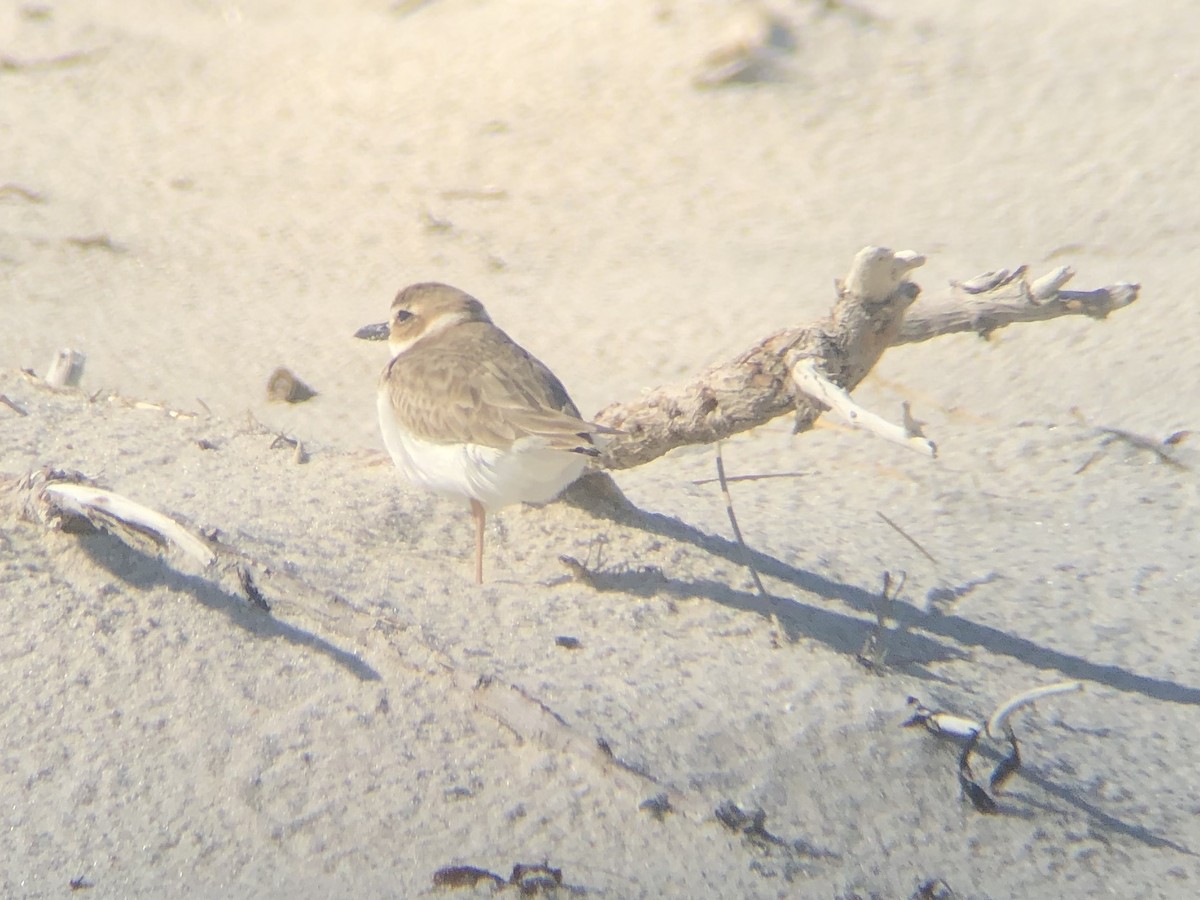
[876,511,938,564]
[0,394,28,416]
[0,48,104,71]
[0,183,46,203]
[1094,426,1189,471]
[988,727,1022,793]
[714,443,767,597]
[467,673,693,816]
[904,680,1085,743]
[41,479,216,566]
[901,697,980,739]
[905,680,1084,813]
[897,268,1138,344]
[957,728,999,814]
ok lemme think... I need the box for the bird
[356,282,610,584]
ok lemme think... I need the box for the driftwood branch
[592,249,1139,471]
[10,468,270,611]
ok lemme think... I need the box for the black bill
[354,322,389,341]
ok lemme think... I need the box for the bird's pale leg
[470,499,485,584]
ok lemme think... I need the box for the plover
[357,282,609,583]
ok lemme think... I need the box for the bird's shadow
[76,530,380,682]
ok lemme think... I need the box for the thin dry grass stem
[0,48,105,71]
[0,394,28,416]
[876,510,938,565]
[1093,426,1189,471]
[714,442,767,599]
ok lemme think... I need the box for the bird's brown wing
[382,322,604,453]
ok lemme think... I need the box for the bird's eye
[394,310,414,323]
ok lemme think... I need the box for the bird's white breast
[377,390,585,511]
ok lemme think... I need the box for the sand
[2,1,1199,896]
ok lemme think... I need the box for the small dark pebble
[431,865,504,889]
[912,877,955,899]
[510,863,563,893]
[639,793,673,821]
[266,367,317,403]
[715,800,751,831]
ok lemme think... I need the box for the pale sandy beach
[3,1,1200,897]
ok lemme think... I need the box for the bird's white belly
[378,392,586,511]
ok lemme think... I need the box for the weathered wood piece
[592,250,1138,471]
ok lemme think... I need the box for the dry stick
[0,395,28,416]
[1094,426,1189,471]
[857,571,904,669]
[714,442,767,597]
[895,268,1138,345]
[876,510,938,565]
[591,250,1138,472]
[0,48,104,71]
[465,670,695,817]
[42,480,216,566]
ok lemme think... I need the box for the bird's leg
[470,499,486,584]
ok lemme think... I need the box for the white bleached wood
[43,481,216,567]
[791,361,937,458]
[986,680,1084,740]
[44,348,86,388]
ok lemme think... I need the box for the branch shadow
[571,485,1200,707]
[562,565,966,679]
[77,530,380,682]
